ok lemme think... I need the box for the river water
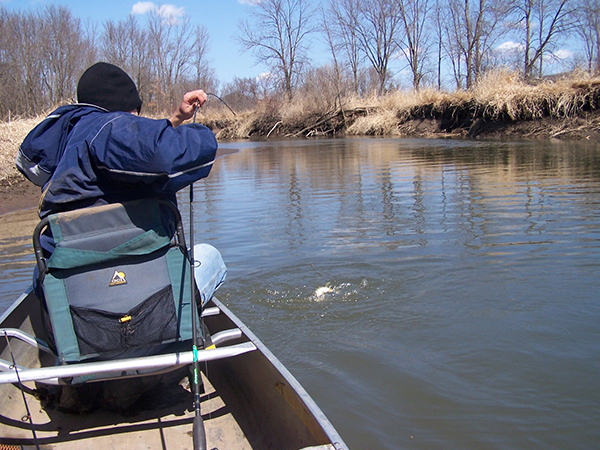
[1,137,599,449]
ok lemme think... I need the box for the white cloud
[157,4,186,19]
[131,2,186,22]
[131,2,156,15]
[238,0,262,4]
[541,48,574,64]
[257,72,273,81]
[497,41,523,52]
[551,49,574,60]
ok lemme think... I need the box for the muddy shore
[0,177,40,216]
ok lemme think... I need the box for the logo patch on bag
[109,270,127,286]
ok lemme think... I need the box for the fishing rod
[3,331,40,450]
[190,101,206,450]
[206,92,237,116]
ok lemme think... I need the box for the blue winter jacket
[16,104,217,218]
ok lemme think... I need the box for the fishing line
[190,100,207,450]
[206,93,237,116]
[193,97,215,422]
[193,100,200,124]
[3,331,40,450]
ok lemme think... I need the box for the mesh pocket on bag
[70,285,178,357]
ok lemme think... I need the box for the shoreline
[3,72,600,216]
[2,112,600,217]
[206,105,600,141]
[0,177,40,216]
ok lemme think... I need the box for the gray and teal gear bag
[33,199,199,364]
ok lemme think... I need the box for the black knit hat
[77,62,142,112]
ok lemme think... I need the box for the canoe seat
[32,199,202,365]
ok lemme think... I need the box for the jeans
[192,243,227,306]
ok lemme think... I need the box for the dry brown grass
[0,116,41,183]
[346,108,400,135]
[344,70,600,136]
[470,69,600,120]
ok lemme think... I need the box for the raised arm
[169,90,209,127]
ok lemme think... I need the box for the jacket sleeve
[88,114,217,194]
[16,105,84,187]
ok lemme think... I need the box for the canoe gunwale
[0,292,256,385]
[0,340,257,385]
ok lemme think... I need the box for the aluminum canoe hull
[0,289,347,450]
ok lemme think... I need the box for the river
[1,137,599,450]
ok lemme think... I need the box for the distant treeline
[1,0,599,121]
[0,5,215,120]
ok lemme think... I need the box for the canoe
[0,288,348,449]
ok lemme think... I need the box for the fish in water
[314,285,334,297]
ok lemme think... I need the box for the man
[15,62,226,411]
[17,61,225,302]
[17,62,217,218]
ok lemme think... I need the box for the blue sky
[1,0,330,87]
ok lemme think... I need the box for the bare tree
[38,5,91,104]
[0,9,44,117]
[0,10,17,117]
[576,0,600,73]
[321,12,347,109]
[0,4,215,119]
[443,0,513,89]
[0,6,92,118]
[352,0,404,94]
[237,0,318,102]
[221,77,262,111]
[146,12,202,110]
[299,65,345,110]
[101,11,214,113]
[100,16,152,102]
[324,0,364,95]
[191,26,215,89]
[516,0,576,78]
[432,4,447,89]
[396,0,433,90]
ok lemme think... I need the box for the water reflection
[204,139,600,265]
[0,209,38,303]
[1,138,599,450]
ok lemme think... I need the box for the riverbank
[0,116,44,215]
[2,110,597,216]
[0,178,39,216]
[205,107,600,141]
[2,70,600,215]
[201,71,600,141]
